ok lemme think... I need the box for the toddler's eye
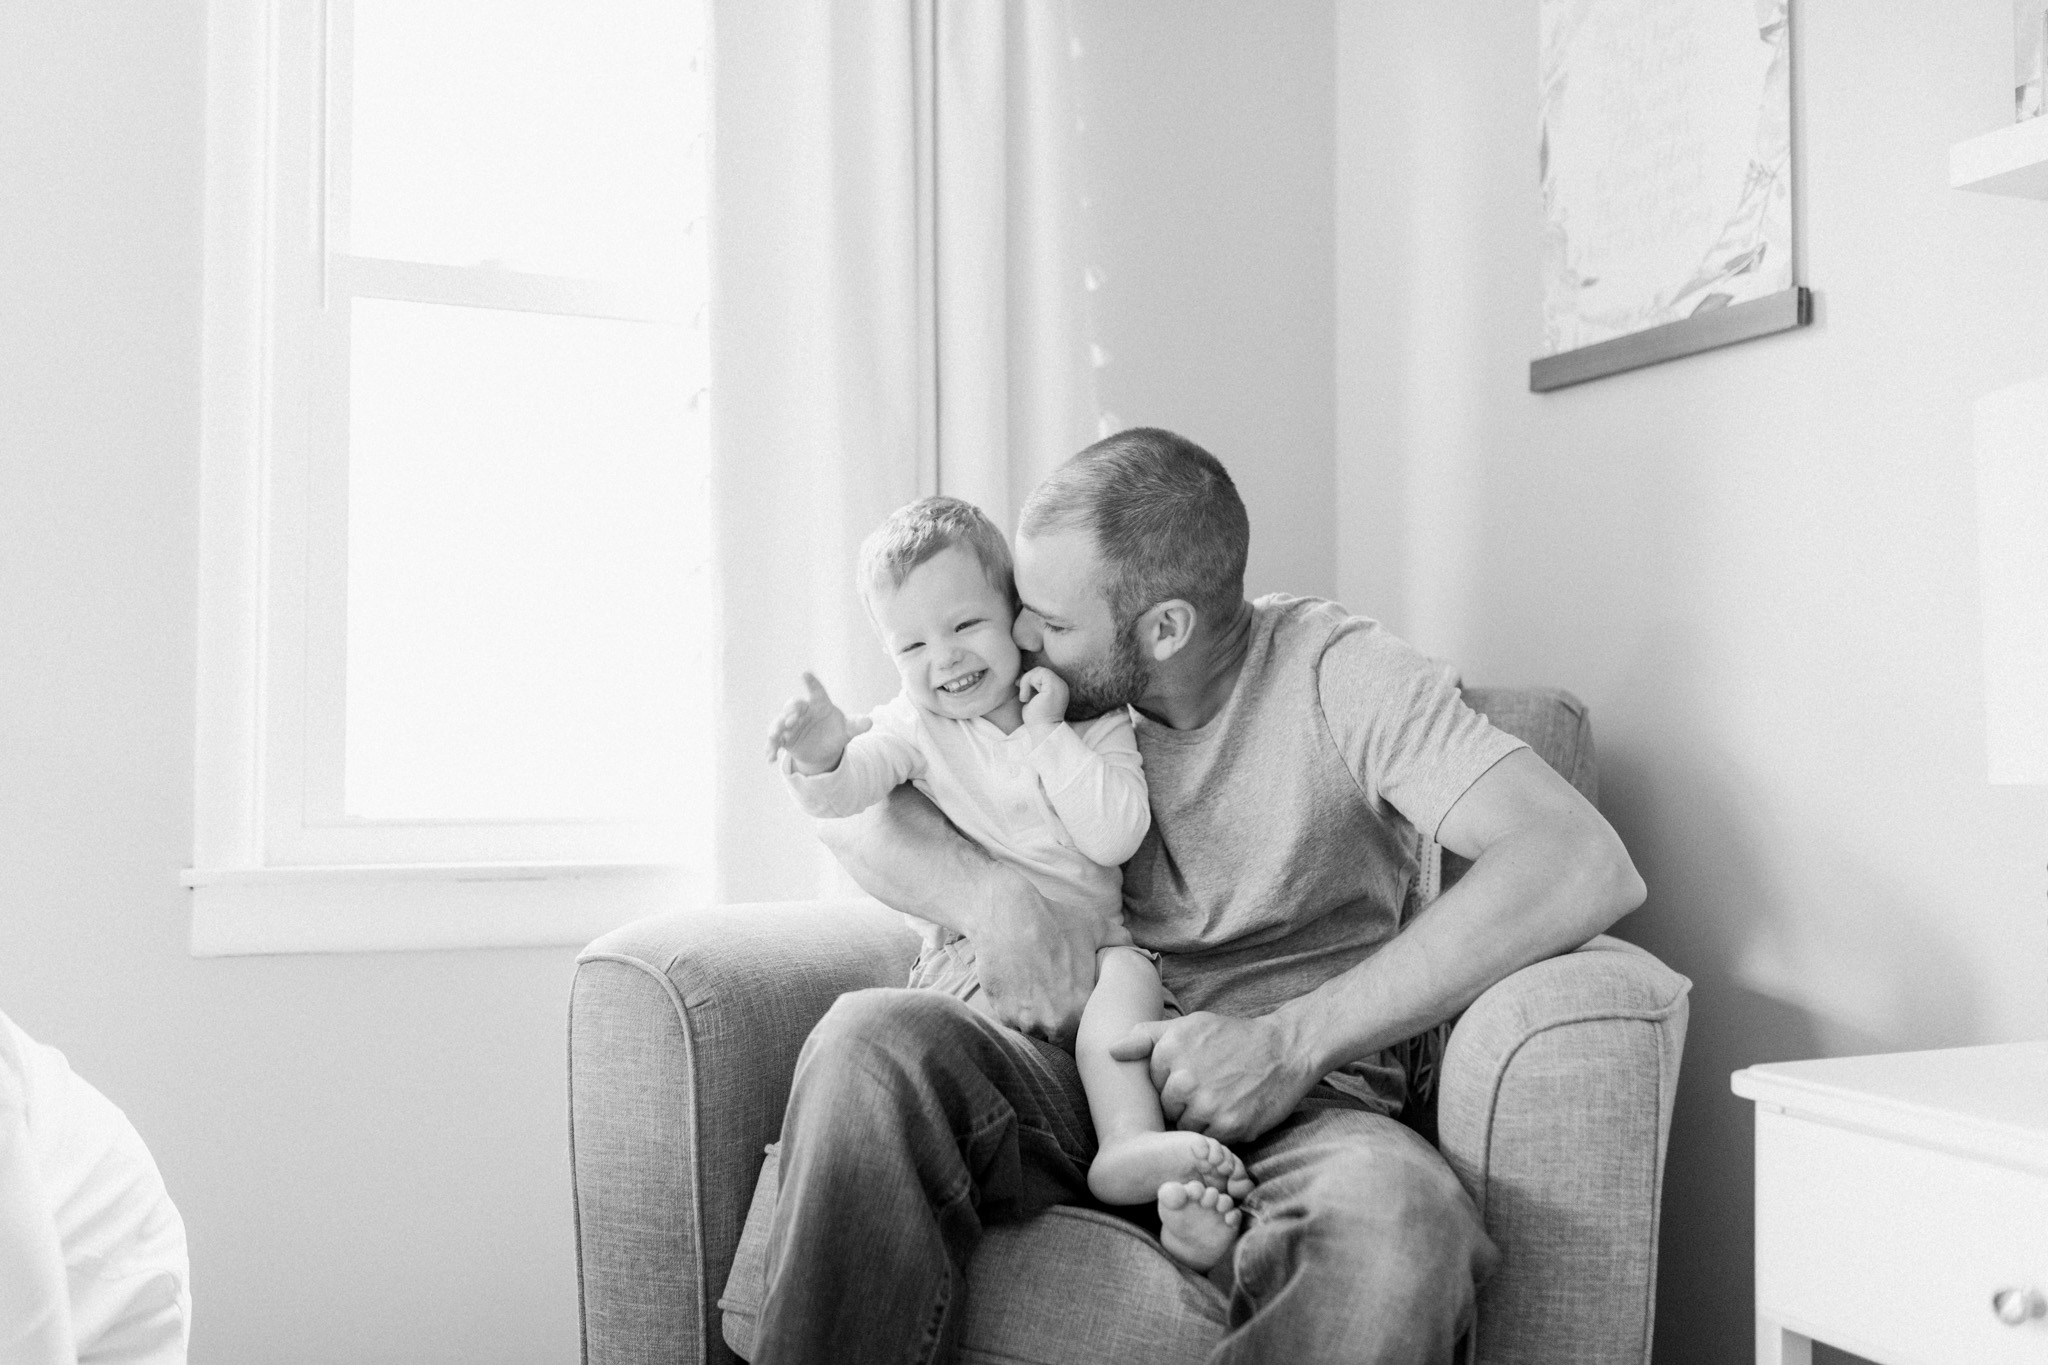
[957,618,983,631]
[898,641,924,655]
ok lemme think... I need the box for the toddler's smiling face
[870,543,1022,723]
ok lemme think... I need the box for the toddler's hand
[767,672,872,775]
[1017,666,1069,728]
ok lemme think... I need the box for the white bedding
[0,1011,189,1365]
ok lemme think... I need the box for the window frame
[190,0,710,955]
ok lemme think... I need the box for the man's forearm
[815,783,1126,1042]
[813,785,1005,936]
[1272,818,1645,1078]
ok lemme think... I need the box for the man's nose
[1012,610,1043,651]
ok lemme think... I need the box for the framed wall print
[2021,0,2048,121]
[1533,0,1811,392]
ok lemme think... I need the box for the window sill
[181,863,699,957]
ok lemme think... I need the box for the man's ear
[1136,600,1197,662]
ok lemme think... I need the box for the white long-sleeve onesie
[784,695,1149,922]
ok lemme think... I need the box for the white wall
[0,3,1334,1360]
[1337,3,2048,1360]
[0,6,584,1362]
[1071,0,1337,603]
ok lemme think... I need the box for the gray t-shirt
[1123,594,1526,1113]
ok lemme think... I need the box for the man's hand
[810,785,1128,1046]
[1109,1012,1319,1144]
[1016,666,1069,729]
[767,671,871,775]
[968,869,1129,1046]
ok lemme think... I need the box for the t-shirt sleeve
[782,695,928,818]
[1314,616,1526,839]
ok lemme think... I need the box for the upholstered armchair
[568,688,1691,1364]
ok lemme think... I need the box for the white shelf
[1733,1042,2048,1177]
[1952,117,2048,198]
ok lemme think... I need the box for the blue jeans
[749,988,1498,1365]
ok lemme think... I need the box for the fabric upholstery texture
[1438,938,1688,1365]
[570,900,918,1365]
[568,688,1692,1365]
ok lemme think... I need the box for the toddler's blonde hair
[857,496,1015,611]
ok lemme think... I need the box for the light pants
[749,988,1497,1365]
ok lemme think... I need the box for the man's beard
[1051,618,1150,721]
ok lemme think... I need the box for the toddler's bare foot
[1087,1131,1252,1206]
[1157,1179,1242,1272]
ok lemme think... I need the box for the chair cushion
[719,1144,1227,1365]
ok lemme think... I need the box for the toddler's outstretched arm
[769,675,925,819]
[766,671,871,774]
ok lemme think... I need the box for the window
[190,0,712,953]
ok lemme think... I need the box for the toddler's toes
[1189,1136,1229,1189]
[1208,1189,1241,1229]
[1191,1137,1255,1201]
[1157,1179,1243,1272]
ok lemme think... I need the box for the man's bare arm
[814,785,1001,937]
[1114,749,1645,1139]
[1279,748,1644,1064]
[815,785,1129,1043]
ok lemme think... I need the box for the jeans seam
[951,1106,1014,1193]
[911,1265,951,1365]
[1019,1112,1093,1166]
[958,1100,1088,1173]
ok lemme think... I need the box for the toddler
[766,496,1249,1270]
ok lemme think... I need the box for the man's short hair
[857,496,1016,610]
[1019,427,1248,626]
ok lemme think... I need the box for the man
[751,429,1645,1363]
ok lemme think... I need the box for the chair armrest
[568,899,920,1365]
[1436,934,1690,1365]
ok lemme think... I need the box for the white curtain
[709,0,1099,902]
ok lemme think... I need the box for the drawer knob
[1992,1288,2046,1326]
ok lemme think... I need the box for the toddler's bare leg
[1079,948,1252,1217]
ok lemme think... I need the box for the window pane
[344,298,708,822]
[348,0,703,282]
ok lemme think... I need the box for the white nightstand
[1732,1042,2048,1365]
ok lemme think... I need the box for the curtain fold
[710,0,1096,902]
[931,2,1097,531]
